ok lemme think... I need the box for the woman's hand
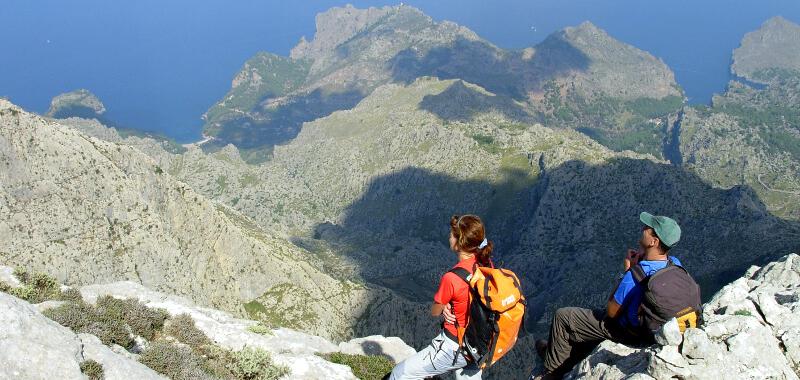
[442,303,456,324]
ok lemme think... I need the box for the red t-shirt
[433,256,477,338]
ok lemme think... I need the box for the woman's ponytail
[450,214,493,266]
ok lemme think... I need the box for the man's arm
[431,302,445,317]
[606,294,622,319]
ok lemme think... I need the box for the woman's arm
[431,302,445,317]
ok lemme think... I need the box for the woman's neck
[457,251,475,261]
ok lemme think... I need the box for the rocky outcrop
[0,292,164,380]
[732,16,800,82]
[46,89,106,119]
[563,253,800,379]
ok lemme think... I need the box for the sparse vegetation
[139,341,214,380]
[321,352,394,380]
[80,359,105,380]
[43,295,168,349]
[226,347,289,380]
[734,309,753,317]
[246,324,272,336]
[163,313,210,348]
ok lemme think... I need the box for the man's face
[639,225,658,249]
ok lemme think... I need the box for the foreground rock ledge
[0,271,416,380]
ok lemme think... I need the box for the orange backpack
[450,265,526,369]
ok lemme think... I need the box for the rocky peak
[732,16,800,82]
[532,21,679,100]
[560,253,800,379]
[46,89,106,118]
[290,5,428,61]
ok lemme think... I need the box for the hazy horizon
[2,0,799,142]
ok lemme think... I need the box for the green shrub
[0,280,10,293]
[6,269,62,303]
[80,359,104,380]
[246,324,272,336]
[43,302,94,331]
[9,285,35,301]
[43,301,134,348]
[95,296,168,340]
[59,287,84,303]
[227,347,288,380]
[13,267,30,284]
[734,309,753,317]
[164,314,211,348]
[138,341,215,380]
[322,352,395,380]
[29,272,61,303]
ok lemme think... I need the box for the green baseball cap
[639,212,681,247]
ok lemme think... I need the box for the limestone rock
[0,265,21,287]
[0,292,84,380]
[338,335,416,363]
[77,333,166,380]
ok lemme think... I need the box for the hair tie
[478,238,488,249]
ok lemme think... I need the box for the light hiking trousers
[389,331,482,380]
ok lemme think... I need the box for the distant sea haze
[2,0,799,142]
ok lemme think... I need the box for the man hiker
[532,212,686,379]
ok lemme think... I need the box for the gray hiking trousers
[541,307,647,377]
[388,331,481,380]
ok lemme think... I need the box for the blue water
[2,0,799,142]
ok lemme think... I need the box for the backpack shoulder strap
[448,267,472,284]
[630,264,648,283]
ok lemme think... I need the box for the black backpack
[630,259,702,333]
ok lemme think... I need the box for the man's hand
[442,303,456,324]
[624,248,642,271]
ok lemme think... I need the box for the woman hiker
[386,214,493,380]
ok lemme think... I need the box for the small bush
[164,314,210,348]
[227,347,288,380]
[29,272,61,303]
[9,285,35,301]
[44,301,133,348]
[322,352,395,380]
[0,280,10,293]
[43,302,94,331]
[95,296,168,340]
[80,359,104,380]
[7,269,62,303]
[13,267,30,284]
[734,309,753,317]
[246,324,272,336]
[59,287,84,303]
[138,341,215,380]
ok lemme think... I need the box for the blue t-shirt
[613,257,682,328]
